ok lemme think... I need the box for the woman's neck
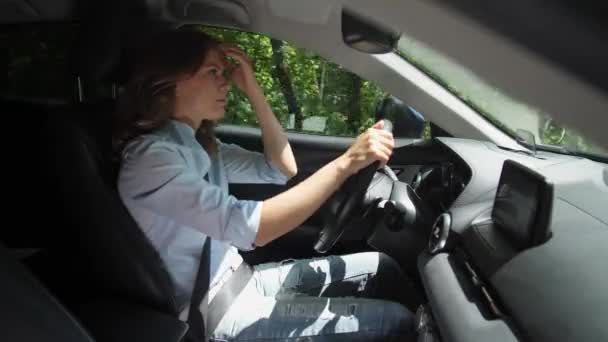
[172,116,200,130]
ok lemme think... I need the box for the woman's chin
[201,111,225,122]
[213,109,226,121]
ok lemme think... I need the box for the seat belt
[183,241,254,342]
[183,173,254,341]
[184,237,211,342]
[205,263,253,335]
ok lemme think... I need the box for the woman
[114,30,419,341]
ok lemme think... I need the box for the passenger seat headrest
[70,1,152,84]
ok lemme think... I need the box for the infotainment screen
[492,160,553,250]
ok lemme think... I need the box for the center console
[417,159,555,342]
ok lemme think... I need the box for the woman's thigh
[252,252,422,310]
[211,282,416,342]
[253,252,383,297]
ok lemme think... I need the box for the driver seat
[44,106,190,341]
[46,108,179,313]
[40,7,199,339]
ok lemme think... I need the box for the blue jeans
[210,252,420,341]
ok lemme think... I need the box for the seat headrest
[70,3,122,82]
[70,1,149,84]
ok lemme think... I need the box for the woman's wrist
[244,81,263,100]
[334,153,356,178]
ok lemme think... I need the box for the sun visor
[168,0,251,29]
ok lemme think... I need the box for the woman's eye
[206,68,227,79]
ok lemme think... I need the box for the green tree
[270,39,302,130]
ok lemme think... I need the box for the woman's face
[175,47,230,123]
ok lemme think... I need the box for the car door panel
[217,124,350,224]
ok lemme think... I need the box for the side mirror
[375,96,425,138]
[341,9,398,54]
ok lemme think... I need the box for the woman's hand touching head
[219,43,261,97]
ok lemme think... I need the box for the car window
[201,26,430,139]
[2,24,76,101]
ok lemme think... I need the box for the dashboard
[374,137,608,342]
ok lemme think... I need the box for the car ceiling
[3,0,608,151]
[0,0,74,22]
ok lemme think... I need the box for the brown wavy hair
[112,30,220,156]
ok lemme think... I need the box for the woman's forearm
[253,120,394,247]
[255,155,351,246]
[247,85,298,178]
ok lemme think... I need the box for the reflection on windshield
[396,34,607,159]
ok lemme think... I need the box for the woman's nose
[218,73,230,90]
[219,79,230,92]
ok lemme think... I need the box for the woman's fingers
[363,129,393,163]
[344,122,395,174]
[371,141,392,165]
[224,48,248,61]
[220,45,252,66]
[368,128,394,148]
[377,129,394,140]
[369,128,394,164]
[372,120,384,130]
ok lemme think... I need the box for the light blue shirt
[117,120,288,308]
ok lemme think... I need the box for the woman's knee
[381,301,417,340]
[376,252,403,276]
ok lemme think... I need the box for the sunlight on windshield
[396,34,607,159]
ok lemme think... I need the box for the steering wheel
[314,119,393,253]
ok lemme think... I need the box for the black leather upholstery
[76,299,188,342]
[44,108,180,316]
[0,242,95,342]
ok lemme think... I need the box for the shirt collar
[162,119,201,149]
[169,119,196,136]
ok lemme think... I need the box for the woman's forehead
[202,48,228,68]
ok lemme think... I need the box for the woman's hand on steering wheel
[340,120,395,176]
[314,119,395,253]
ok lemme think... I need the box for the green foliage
[201,27,388,137]
[540,119,602,154]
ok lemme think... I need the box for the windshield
[396,33,608,160]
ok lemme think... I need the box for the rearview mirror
[342,9,398,54]
[375,96,425,138]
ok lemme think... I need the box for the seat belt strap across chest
[184,236,211,342]
[184,172,213,342]
[183,173,254,341]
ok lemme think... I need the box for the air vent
[428,213,451,254]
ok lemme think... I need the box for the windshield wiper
[498,144,536,157]
[534,144,608,163]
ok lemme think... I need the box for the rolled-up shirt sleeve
[118,140,260,250]
[219,141,288,185]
